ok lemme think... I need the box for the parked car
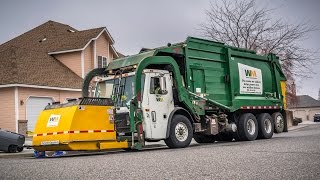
[0,129,25,153]
[314,113,320,122]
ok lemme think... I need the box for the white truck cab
[96,69,175,140]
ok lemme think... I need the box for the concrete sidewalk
[288,121,319,131]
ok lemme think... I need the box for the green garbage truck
[84,36,287,149]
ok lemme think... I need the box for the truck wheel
[193,134,215,143]
[164,114,193,148]
[238,113,258,141]
[257,113,274,139]
[8,145,17,153]
[272,112,284,133]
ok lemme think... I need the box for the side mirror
[159,77,167,95]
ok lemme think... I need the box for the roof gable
[0,20,117,89]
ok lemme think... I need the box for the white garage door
[309,109,320,121]
[294,110,307,121]
[26,97,53,132]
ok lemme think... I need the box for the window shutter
[103,57,107,67]
[98,56,102,68]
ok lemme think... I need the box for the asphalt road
[1,125,320,180]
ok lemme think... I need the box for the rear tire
[17,146,24,152]
[193,134,215,143]
[272,112,284,133]
[257,113,274,139]
[237,113,258,141]
[164,114,193,148]
[8,145,17,153]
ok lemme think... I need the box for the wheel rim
[276,116,283,129]
[247,119,256,135]
[264,118,272,134]
[175,122,188,142]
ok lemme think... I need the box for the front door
[143,70,174,139]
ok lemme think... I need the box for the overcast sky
[0,0,319,98]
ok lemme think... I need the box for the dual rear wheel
[237,112,282,141]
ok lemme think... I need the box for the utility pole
[318,88,320,101]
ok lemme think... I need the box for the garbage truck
[32,37,287,151]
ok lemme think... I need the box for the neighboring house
[0,20,120,135]
[288,95,320,121]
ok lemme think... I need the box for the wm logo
[245,69,257,78]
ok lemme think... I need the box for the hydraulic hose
[82,68,106,97]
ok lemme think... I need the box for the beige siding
[308,109,320,120]
[294,110,307,121]
[84,42,94,75]
[290,107,320,121]
[110,52,114,60]
[18,87,81,120]
[54,51,82,77]
[54,32,116,78]
[96,33,111,64]
[0,87,15,131]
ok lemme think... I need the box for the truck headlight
[107,109,114,115]
[109,115,114,124]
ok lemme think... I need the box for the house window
[98,56,108,68]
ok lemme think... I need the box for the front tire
[165,114,193,148]
[257,113,274,139]
[237,113,258,141]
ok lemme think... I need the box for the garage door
[26,97,53,132]
[309,109,320,121]
[294,110,307,121]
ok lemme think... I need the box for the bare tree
[200,0,317,105]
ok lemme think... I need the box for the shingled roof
[288,95,320,108]
[0,20,115,89]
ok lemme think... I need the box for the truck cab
[96,69,176,141]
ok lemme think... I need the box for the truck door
[191,69,205,94]
[145,71,174,139]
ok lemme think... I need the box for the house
[288,95,320,121]
[0,20,120,135]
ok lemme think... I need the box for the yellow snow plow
[32,97,129,152]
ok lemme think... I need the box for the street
[1,124,320,180]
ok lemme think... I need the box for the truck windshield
[95,74,145,107]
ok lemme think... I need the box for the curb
[288,124,309,131]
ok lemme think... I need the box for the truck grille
[80,97,113,106]
[45,97,113,110]
[114,113,130,133]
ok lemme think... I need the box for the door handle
[151,111,156,122]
